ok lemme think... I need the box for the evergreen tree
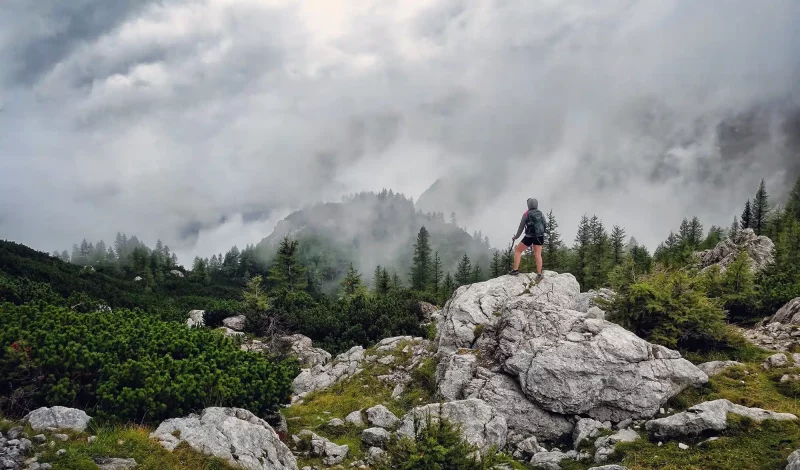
[455,253,472,286]
[573,215,591,287]
[267,237,306,292]
[71,244,80,264]
[410,226,432,290]
[60,250,70,262]
[787,175,800,221]
[380,268,391,294]
[584,215,610,290]
[450,212,457,225]
[730,216,740,239]
[114,232,127,261]
[471,264,483,283]
[442,272,455,298]
[144,267,155,289]
[490,252,502,278]
[431,251,443,292]
[702,226,724,249]
[500,243,514,274]
[741,199,753,229]
[753,179,769,235]
[610,225,626,266]
[630,244,653,276]
[373,265,383,292]
[688,217,704,247]
[678,218,691,243]
[391,271,403,290]
[341,263,366,297]
[544,210,563,271]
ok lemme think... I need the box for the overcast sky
[1,0,799,265]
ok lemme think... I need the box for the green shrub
[604,269,732,352]
[0,302,298,423]
[375,415,514,470]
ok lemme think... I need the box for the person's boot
[508,269,520,276]
[534,272,544,283]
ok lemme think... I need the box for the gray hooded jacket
[513,198,545,240]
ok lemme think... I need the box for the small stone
[94,457,138,470]
[39,465,52,470]
[327,418,345,428]
[678,443,689,450]
[19,438,32,451]
[7,439,20,446]
[28,464,41,470]
[24,457,38,465]
[361,428,391,448]
[658,441,663,446]
[7,427,23,440]
[56,449,66,456]
[345,410,365,427]
[52,434,68,442]
[660,408,666,415]
[87,436,97,444]
[615,418,633,430]
[33,435,46,444]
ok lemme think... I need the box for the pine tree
[60,250,70,262]
[787,175,800,221]
[741,199,753,229]
[703,226,724,249]
[373,265,383,292]
[267,237,306,292]
[501,243,514,274]
[544,210,563,271]
[678,218,691,244]
[380,268,391,294]
[144,267,155,288]
[730,216,740,239]
[490,252,502,278]
[610,225,626,266]
[114,233,127,261]
[688,217,703,247]
[573,215,591,287]
[442,272,455,298]
[471,264,483,283]
[391,271,403,290]
[753,179,769,235]
[431,251,443,292]
[585,216,610,290]
[455,253,472,286]
[410,226,432,290]
[341,263,366,297]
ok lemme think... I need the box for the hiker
[509,198,546,281]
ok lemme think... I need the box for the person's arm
[512,212,526,241]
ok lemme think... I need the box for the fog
[1,0,798,264]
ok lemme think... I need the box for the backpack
[524,209,546,237]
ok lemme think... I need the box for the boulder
[366,446,387,465]
[594,429,639,463]
[366,405,399,429]
[645,399,797,439]
[222,315,246,331]
[571,288,615,313]
[787,449,800,470]
[573,418,611,449]
[512,436,545,459]
[697,361,743,377]
[292,346,364,401]
[530,450,568,470]
[763,353,789,369]
[150,407,297,470]
[94,458,138,470]
[133,276,143,282]
[588,466,629,470]
[186,310,205,328]
[169,270,185,278]
[345,410,365,427]
[419,301,440,322]
[297,430,348,466]
[361,427,390,448]
[694,228,774,273]
[462,367,573,441]
[435,272,707,423]
[437,354,477,401]
[24,407,92,432]
[397,399,507,453]
[772,298,800,325]
[279,334,331,368]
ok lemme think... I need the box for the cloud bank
[1,0,798,263]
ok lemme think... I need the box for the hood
[527,198,538,210]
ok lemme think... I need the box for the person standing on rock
[509,198,545,282]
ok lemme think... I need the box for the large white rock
[279,334,331,368]
[186,310,205,328]
[150,407,297,470]
[23,406,92,432]
[787,449,800,470]
[645,399,797,439]
[397,398,507,453]
[366,405,399,429]
[222,315,246,331]
[292,346,364,401]
[694,228,774,273]
[297,430,348,466]
[436,272,708,424]
[697,360,743,377]
[772,298,800,325]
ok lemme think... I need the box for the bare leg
[534,245,543,274]
[513,242,527,270]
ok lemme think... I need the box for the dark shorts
[521,235,544,247]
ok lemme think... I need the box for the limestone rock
[772,298,800,325]
[437,354,477,401]
[186,310,205,328]
[361,428,390,448]
[297,430,348,466]
[397,399,507,453]
[594,429,639,463]
[345,410,365,427]
[463,367,573,442]
[694,228,774,273]
[587,466,629,470]
[292,346,364,401]
[169,270,184,278]
[419,302,440,322]
[366,446,387,465]
[763,353,789,369]
[23,407,92,432]
[786,449,800,470]
[697,361,743,377]
[222,315,246,331]
[571,288,614,313]
[366,405,399,429]
[94,458,138,470]
[435,272,707,423]
[645,399,797,439]
[530,450,568,470]
[150,407,297,470]
[573,418,611,449]
[279,334,331,369]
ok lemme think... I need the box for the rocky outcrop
[645,399,797,439]
[23,406,92,432]
[571,288,614,313]
[150,407,297,470]
[186,310,205,328]
[573,418,611,449]
[361,428,390,448]
[435,271,708,429]
[787,449,800,470]
[279,334,331,369]
[419,301,439,322]
[772,298,800,325]
[296,430,348,466]
[593,429,639,463]
[94,458,138,470]
[169,270,184,278]
[0,429,34,470]
[740,322,800,352]
[763,353,790,369]
[694,228,774,273]
[291,346,364,402]
[366,405,399,429]
[345,410,365,427]
[222,315,246,331]
[697,361,743,377]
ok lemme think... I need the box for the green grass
[0,419,236,470]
